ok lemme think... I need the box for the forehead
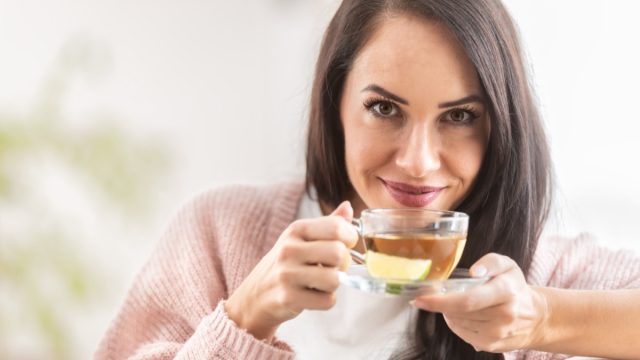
[348,14,481,102]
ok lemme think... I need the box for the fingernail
[409,300,416,307]
[472,265,487,277]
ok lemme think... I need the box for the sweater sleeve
[94,190,295,360]
[527,233,640,290]
[506,234,640,360]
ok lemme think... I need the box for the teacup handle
[349,218,366,264]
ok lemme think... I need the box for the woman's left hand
[413,253,549,353]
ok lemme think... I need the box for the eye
[374,101,397,116]
[444,108,479,125]
[364,98,400,118]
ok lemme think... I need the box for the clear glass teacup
[348,208,469,282]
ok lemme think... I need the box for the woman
[96,0,640,359]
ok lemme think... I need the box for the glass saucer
[338,265,489,297]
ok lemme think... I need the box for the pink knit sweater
[95,181,640,360]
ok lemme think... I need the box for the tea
[364,232,466,280]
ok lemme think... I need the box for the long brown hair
[305,0,552,358]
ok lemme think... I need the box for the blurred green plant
[0,39,169,359]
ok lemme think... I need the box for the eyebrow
[438,95,485,108]
[361,84,485,108]
[361,84,409,105]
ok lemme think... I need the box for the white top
[275,190,417,359]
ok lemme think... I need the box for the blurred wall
[506,1,640,248]
[1,0,639,359]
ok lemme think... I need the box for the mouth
[379,178,445,207]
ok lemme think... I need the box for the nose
[394,123,441,178]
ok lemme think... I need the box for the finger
[470,253,518,278]
[443,310,493,322]
[330,200,353,221]
[444,314,495,336]
[444,314,519,353]
[281,287,338,312]
[279,240,348,268]
[449,302,514,322]
[280,264,340,293]
[448,312,524,342]
[414,270,518,313]
[444,314,489,334]
[443,315,501,352]
[415,254,521,313]
[288,216,358,248]
[301,241,351,271]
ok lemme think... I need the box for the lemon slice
[365,250,432,281]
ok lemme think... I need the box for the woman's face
[341,14,490,215]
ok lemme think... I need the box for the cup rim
[360,208,469,220]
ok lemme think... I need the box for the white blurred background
[1,0,639,359]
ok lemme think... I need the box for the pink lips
[381,178,444,207]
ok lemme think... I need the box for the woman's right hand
[224,201,359,340]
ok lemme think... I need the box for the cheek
[343,122,390,174]
[343,122,365,186]
[463,144,485,180]
[444,135,487,185]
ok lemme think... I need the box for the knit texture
[95,181,640,360]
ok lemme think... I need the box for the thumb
[330,200,353,221]
[330,201,359,252]
[470,253,517,278]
